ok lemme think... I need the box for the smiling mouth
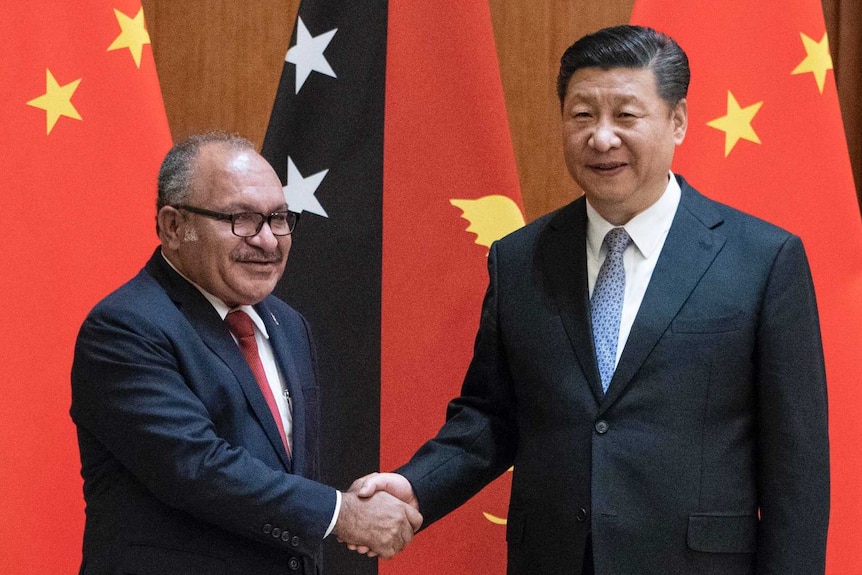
[235,257,283,269]
[590,162,627,171]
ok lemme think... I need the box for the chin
[584,187,634,207]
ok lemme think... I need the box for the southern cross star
[286,17,337,94]
[283,157,329,218]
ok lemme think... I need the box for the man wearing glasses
[70,133,420,574]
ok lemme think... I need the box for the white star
[284,157,329,218]
[286,17,337,94]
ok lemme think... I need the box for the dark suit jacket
[398,176,830,575]
[71,249,335,575]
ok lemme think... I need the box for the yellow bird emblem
[450,195,525,249]
[480,467,515,526]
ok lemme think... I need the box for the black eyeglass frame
[173,204,300,237]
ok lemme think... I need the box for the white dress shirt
[586,172,681,369]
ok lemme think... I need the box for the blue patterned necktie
[591,227,632,393]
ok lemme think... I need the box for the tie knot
[603,227,631,257]
[225,310,256,339]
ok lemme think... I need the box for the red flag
[0,1,171,571]
[380,0,523,572]
[631,2,862,573]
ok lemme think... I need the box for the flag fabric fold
[0,1,172,572]
[380,1,523,572]
[631,2,862,573]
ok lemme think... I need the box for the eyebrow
[220,203,290,213]
[569,92,643,105]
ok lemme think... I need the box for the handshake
[332,472,421,559]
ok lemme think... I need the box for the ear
[672,98,688,145]
[157,206,184,250]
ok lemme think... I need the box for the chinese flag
[0,1,171,572]
[262,0,522,572]
[631,2,862,573]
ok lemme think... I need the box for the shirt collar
[160,251,270,338]
[586,172,681,260]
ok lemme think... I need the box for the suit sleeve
[754,235,829,574]
[398,241,519,526]
[70,301,336,555]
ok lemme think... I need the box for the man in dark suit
[351,26,830,574]
[70,133,420,574]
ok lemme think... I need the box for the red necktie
[225,310,291,459]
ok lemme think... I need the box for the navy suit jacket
[398,176,830,575]
[71,249,335,575]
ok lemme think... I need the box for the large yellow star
[107,7,151,68]
[26,69,82,134]
[706,91,763,157]
[791,32,832,94]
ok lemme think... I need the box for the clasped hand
[333,472,421,559]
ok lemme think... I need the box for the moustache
[233,249,284,264]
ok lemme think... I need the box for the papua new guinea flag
[262,0,524,572]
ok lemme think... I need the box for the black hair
[557,25,690,109]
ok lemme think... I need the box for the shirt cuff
[323,489,341,538]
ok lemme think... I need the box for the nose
[588,119,622,152]
[246,220,281,250]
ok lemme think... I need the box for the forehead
[191,144,285,208]
[565,66,661,103]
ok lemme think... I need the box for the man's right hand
[333,489,422,559]
[350,472,418,511]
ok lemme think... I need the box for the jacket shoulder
[676,175,798,247]
[494,197,585,252]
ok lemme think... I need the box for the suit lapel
[145,251,293,471]
[601,181,726,410]
[539,199,605,400]
[258,301,304,475]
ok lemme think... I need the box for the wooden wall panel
[144,0,859,222]
[141,0,300,149]
[823,0,862,206]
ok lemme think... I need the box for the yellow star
[706,91,763,157]
[791,32,833,94]
[107,7,151,68]
[26,69,82,134]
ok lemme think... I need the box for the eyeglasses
[173,205,299,237]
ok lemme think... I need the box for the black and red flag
[262,0,524,572]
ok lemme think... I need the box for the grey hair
[156,132,256,212]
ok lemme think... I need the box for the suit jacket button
[272,527,282,538]
[576,508,588,522]
[281,531,291,542]
[595,420,609,434]
[263,523,273,534]
[288,557,301,571]
[291,536,301,547]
